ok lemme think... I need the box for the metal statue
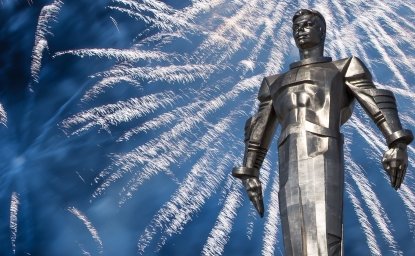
[232,9,413,256]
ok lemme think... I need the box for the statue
[232,9,413,255]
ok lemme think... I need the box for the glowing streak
[116,108,246,204]
[52,0,415,254]
[137,150,238,254]
[68,207,103,254]
[248,1,290,64]
[30,0,63,83]
[109,16,120,32]
[0,103,7,126]
[94,64,217,84]
[62,91,178,135]
[262,171,280,256]
[346,184,382,255]
[352,109,415,240]
[90,77,260,200]
[110,0,194,32]
[54,48,172,62]
[81,76,141,102]
[344,136,403,255]
[10,192,19,255]
[201,181,243,256]
[196,0,276,65]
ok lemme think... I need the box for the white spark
[62,91,179,135]
[201,181,243,256]
[30,0,63,83]
[109,16,120,32]
[10,192,19,255]
[262,171,280,256]
[346,184,382,255]
[53,0,415,254]
[0,103,7,126]
[54,48,173,63]
[68,207,103,254]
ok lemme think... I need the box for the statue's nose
[298,24,306,32]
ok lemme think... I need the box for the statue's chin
[296,40,311,49]
[297,42,322,51]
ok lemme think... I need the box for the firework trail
[344,135,402,255]
[30,0,63,84]
[201,180,243,256]
[345,184,382,255]
[61,0,415,254]
[9,192,19,254]
[262,170,280,256]
[0,103,7,126]
[68,206,103,254]
[12,0,415,254]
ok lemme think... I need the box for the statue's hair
[292,9,326,33]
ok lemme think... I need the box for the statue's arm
[344,57,413,189]
[232,78,278,216]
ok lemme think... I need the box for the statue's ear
[319,26,326,40]
[316,18,325,39]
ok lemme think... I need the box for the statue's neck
[299,44,324,60]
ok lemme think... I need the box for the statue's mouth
[297,34,308,40]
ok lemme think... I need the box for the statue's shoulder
[332,56,371,78]
[258,74,281,101]
[331,57,353,73]
[262,74,281,87]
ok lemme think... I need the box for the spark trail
[68,207,103,254]
[30,0,63,84]
[25,0,415,254]
[0,103,7,126]
[9,192,19,255]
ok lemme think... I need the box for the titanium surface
[233,9,413,256]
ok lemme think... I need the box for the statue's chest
[269,65,342,117]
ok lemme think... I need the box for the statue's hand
[382,143,408,190]
[243,177,264,217]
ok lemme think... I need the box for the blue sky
[0,0,414,255]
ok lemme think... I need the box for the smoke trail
[68,207,103,254]
[30,0,63,84]
[9,192,20,255]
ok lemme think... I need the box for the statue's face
[293,15,324,49]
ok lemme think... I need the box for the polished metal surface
[233,9,413,256]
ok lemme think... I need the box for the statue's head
[292,9,326,50]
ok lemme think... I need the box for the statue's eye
[306,22,313,27]
[293,25,299,30]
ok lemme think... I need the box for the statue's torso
[267,59,354,139]
[271,60,351,255]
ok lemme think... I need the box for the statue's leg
[278,134,343,256]
[325,137,344,255]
